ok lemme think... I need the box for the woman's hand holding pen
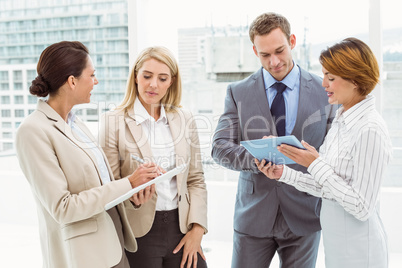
[127,163,164,207]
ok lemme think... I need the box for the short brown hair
[249,12,291,44]
[319,37,379,96]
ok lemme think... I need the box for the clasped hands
[254,136,319,180]
[127,162,165,207]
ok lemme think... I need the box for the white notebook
[105,163,187,210]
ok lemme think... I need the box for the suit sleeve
[211,84,259,173]
[15,121,132,225]
[185,111,208,233]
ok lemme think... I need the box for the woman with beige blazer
[15,41,158,268]
[100,46,208,268]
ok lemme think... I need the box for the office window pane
[14,109,24,117]
[0,71,8,81]
[77,29,89,40]
[86,109,98,116]
[13,70,22,81]
[28,95,37,104]
[76,16,89,26]
[8,46,18,56]
[13,82,23,90]
[0,83,8,90]
[1,110,11,117]
[14,95,23,104]
[27,70,37,81]
[2,122,11,128]
[2,142,13,150]
[2,132,12,139]
[21,45,32,56]
[1,96,10,104]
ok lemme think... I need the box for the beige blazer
[15,100,137,268]
[100,106,208,237]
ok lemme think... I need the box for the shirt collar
[336,94,376,130]
[66,111,76,127]
[133,97,168,125]
[262,61,300,90]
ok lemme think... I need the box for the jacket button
[179,195,182,202]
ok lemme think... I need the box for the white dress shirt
[133,97,177,211]
[280,95,392,221]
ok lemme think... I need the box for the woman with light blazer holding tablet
[15,41,158,268]
[100,46,208,268]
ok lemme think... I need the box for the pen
[131,154,145,164]
[131,154,163,175]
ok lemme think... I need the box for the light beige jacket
[100,106,208,237]
[15,100,137,268]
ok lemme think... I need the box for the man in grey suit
[211,12,337,267]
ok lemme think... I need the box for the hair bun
[29,75,50,97]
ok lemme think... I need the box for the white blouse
[280,95,392,221]
[133,97,177,211]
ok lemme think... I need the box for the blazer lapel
[37,100,104,184]
[292,68,316,137]
[251,69,277,136]
[124,109,153,161]
[166,110,187,191]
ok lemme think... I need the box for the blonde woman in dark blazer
[100,46,208,268]
[15,41,158,268]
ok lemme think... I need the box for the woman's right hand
[128,162,163,188]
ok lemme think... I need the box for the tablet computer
[240,135,305,165]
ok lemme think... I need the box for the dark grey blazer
[211,66,337,237]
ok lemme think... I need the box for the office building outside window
[0,0,129,151]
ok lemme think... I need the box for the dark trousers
[231,207,320,268]
[126,209,207,268]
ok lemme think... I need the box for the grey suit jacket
[211,66,336,237]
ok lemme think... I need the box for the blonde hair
[117,46,182,112]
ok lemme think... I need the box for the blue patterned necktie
[270,82,287,136]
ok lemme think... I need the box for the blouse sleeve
[309,127,391,221]
[281,127,392,221]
